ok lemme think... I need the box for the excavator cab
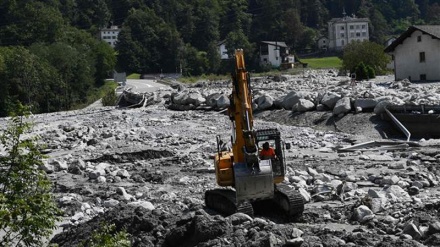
[255,128,286,182]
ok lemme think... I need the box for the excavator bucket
[233,159,274,203]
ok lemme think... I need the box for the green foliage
[0,104,61,247]
[81,223,131,247]
[102,90,118,106]
[116,8,182,74]
[301,56,342,69]
[342,40,390,76]
[354,62,376,80]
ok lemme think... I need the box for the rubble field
[2,70,440,247]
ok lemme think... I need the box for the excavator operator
[259,142,277,160]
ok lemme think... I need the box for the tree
[0,1,65,46]
[0,104,60,246]
[116,8,182,74]
[342,40,390,75]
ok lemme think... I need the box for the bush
[81,223,131,247]
[102,89,118,106]
[342,40,390,75]
[0,104,60,246]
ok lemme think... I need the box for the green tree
[116,8,182,74]
[0,104,60,247]
[0,1,65,46]
[342,40,390,75]
[179,44,209,76]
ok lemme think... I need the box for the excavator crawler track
[274,184,304,219]
[205,189,254,217]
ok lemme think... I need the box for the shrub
[102,89,118,106]
[0,104,60,246]
[81,223,131,247]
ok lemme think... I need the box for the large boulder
[206,93,229,109]
[282,91,308,110]
[333,97,351,115]
[354,98,378,111]
[256,94,274,110]
[292,99,315,112]
[321,92,341,109]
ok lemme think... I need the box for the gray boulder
[256,94,274,110]
[333,97,351,115]
[292,99,315,112]
[321,92,341,109]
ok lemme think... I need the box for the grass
[73,80,118,109]
[179,74,229,83]
[127,73,140,79]
[300,56,342,69]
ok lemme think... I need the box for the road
[124,79,170,93]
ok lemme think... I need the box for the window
[417,36,422,42]
[341,26,345,30]
[261,45,268,55]
[420,74,426,81]
[350,25,354,30]
[351,33,354,38]
[342,40,345,46]
[362,32,366,37]
[356,32,361,37]
[391,55,395,61]
[362,25,366,29]
[341,33,345,38]
[420,52,426,62]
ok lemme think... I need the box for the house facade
[100,25,120,48]
[218,40,229,60]
[259,41,289,68]
[385,25,440,82]
[317,37,329,50]
[327,15,369,50]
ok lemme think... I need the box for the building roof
[329,17,369,24]
[260,41,288,47]
[384,25,440,52]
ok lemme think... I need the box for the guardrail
[385,107,411,142]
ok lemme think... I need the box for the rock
[353,205,374,223]
[354,98,378,110]
[285,237,304,247]
[384,185,411,201]
[128,200,155,211]
[333,97,351,115]
[256,94,274,110]
[292,99,315,112]
[71,212,85,222]
[103,199,120,208]
[282,91,308,110]
[321,92,341,109]
[298,187,311,203]
[228,213,253,225]
[408,186,420,195]
[428,221,440,235]
[403,222,422,240]
[51,159,68,171]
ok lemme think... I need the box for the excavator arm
[229,49,258,166]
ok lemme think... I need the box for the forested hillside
[0,0,438,116]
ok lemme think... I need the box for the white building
[218,40,229,60]
[385,25,440,82]
[317,37,329,50]
[100,25,120,48]
[259,41,289,68]
[328,15,369,50]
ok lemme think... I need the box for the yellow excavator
[205,49,304,218]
